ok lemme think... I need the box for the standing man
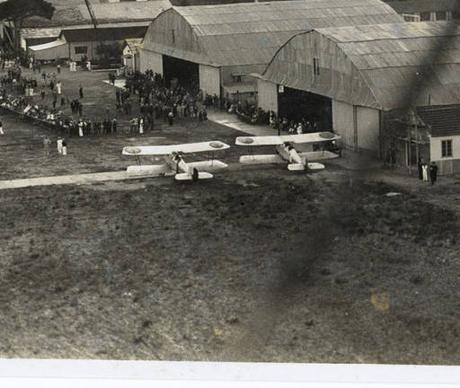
[43,136,51,157]
[0,120,4,135]
[62,138,68,155]
[78,119,84,137]
[429,161,438,185]
[57,137,63,154]
[417,157,424,180]
[79,84,84,99]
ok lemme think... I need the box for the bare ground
[0,69,459,364]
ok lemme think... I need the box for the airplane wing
[126,164,175,177]
[299,150,340,161]
[239,154,285,165]
[123,141,230,156]
[281,132,340,144]
[187,160,228,171]
[235,136,284,146]
[235,132,340,147]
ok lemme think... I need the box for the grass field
[0,67,459,363]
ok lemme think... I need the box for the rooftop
[417,104,460,137]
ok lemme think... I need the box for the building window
[441,140,453,158]
[74,46,88,54]
[313,57,320,77]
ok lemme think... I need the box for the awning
[29,39,67,52]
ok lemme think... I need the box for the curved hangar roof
[142,0,402,67]
[260,22,460,110]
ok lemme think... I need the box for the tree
[0,0,55,54]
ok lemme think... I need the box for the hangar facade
[139,0,402,97]
[256,22,460,163]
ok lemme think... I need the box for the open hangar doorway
[162,55,199,92]
[278,86,332,131]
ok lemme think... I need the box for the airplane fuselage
[164,153,191,175]
[276,143,304,166]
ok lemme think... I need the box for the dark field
[0,68,459,364]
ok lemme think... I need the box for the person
[57,64,61,74]
[78,120,84,137]
[57,137,63,154]
[429,161,438,185]
[40,89,45,100]
[139,117,144,134]
[422,162,429,182]
[56,81,62,95]
[112,119,117,134]
[62,139,67,155]
[43,136,51,156]
[79,84,84,99]
[168,110,174,126]
[417,157,424,180]
[0,120,4,135]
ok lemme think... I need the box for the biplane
[122,141,230,181]
[235,132,341,172]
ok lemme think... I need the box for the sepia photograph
[0,0,459,371]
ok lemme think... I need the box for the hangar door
[278,87,332,131]
[257,79,278,113]
[199,64,220,97]
[140,49,163,75]
[163,55,199,92]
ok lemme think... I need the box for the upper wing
[123,141,230,156]
[235,132,340,147]
[281,132,341,144]
[235,136,283,146]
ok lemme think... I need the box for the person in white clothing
[56,81,62,95]
[139,117,144,134]
[78,120,84,137]
[422,163,429,182]
[0,121,4,135]
[57,137,63,154]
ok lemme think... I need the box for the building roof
[384,0,459,14]
[417,104,460,137]
[61,27,148,43]
[260,21,460,110]
[143,0,402,67]
[21,28,62,40]
[22,0,171,28]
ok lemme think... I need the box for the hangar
[139,0,402,97]
[256,22,460,161]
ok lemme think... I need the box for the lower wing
[299,151,339,161]
[126,164,174,177]
[187,160,228,171]
[239,154,285,164]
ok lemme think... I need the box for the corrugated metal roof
[146,0,402,67]
[260,21,460,110]
[417,104,460,136]
[384,0,458,14]
[320,22,460,109]
[22,0,170,28]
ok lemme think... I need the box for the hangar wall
[332,100,355,150]
[332,100,381,153]
[199,64,221,96]
[356,106,380,153]
[139,48,163,74]
[257,79,278,113]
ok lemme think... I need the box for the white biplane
[235,132,341,172]
[122,141,230,181]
